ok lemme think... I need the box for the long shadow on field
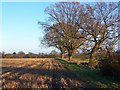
[2,66,89,88]
[2,66,79,80]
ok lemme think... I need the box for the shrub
[4,54,14,58]
[99,58,120,81]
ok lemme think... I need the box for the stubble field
[1,58,93,89]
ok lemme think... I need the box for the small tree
[2,52,5,58]
[50,50,58,58]
[17,51,25,58]
[0,52,2,58]
[13,52,17,58]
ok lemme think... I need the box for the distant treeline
[0,51,61,58]
[1,50,119,59]
[0,50,90,59]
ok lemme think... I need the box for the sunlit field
[1,58,95,88]
[1,1,120,89]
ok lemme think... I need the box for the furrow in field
[3,59,50,88]
[2,61,40,78]
[2,61,29,74]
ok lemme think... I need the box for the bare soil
[1,58,95,88]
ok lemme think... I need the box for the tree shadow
[2,66,90,88]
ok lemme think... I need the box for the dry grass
[2,58,92,88]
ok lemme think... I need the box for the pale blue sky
[1,2,57,54]
[0,1,119,54]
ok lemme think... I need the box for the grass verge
[56,58,120,88]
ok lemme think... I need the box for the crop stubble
[1,58,91,88]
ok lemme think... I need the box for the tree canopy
[39,2,119,66]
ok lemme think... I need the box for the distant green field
[73,58,89,62]
[56,58,120,88]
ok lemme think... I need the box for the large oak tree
[77,2,119,67]
[40,2,86,61]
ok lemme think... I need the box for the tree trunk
[89,45,98,68]
[68,50,73,61]
[61,53,64,60]
[59,46,65,60]
[68,55,72,61]
[89,53,96,68]
[105,46,113,60]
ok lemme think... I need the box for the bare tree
[40,23,67,59]
[77,2,119,67]
[40,2,86,61]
